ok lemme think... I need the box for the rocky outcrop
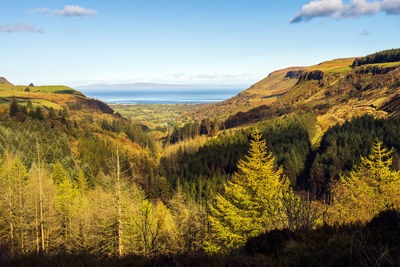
[285,70,304,79]
[297,70,324,83]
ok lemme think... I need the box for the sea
[81,88,243,104]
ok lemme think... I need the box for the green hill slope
[0,79,114,115]
[217,54,400,130]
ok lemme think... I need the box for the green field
[0,84,81,95]
[111,103,202,126]
[318,60,400,74]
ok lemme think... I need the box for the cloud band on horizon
[0,22,43,33]
[291,0,400,23]
[28,5,97,17]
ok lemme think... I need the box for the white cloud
[382,0,400,14]
[291,0,400,23]
[0,22,43,33]
[54,5,97,17]
[167,72,253,83]
[291,0,343,23]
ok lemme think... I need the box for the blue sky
[1,0,400,87]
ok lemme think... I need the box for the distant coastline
[81,88,243,104]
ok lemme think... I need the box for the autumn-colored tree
[55,173,78,251]
[135,199,170,256]
[28,163,59,253]
[205,128,292,253]
[0,153,29,255]
[329,141,400,224]
[51,163,67,185]
[169,184,207,254]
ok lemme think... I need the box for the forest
[352,48,400,67]
[1,98,400,266]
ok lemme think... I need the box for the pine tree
[76,170,88,194]
[0,153,29,255]
[35,107,43,120]
[9,99,19,117]
[206,128,291,253]
[52,163,67,185]
[329,141,400,224]
[56,175,78,251]
[169,184,190,253]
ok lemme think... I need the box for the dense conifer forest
[1,94,400,266]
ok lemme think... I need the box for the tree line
[352,48,400,67]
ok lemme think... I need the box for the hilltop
[0,80,114,115]
[183,52,400,131]
[184,58,356,121]
[0,77,12,85]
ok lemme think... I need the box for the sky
[1,0,400,87]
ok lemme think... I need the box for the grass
[0,84,81,95]
[361,61,400,68]
[0,84,90,113]
[307,57,355,72]
[0,97,63,110]
[111,103,201,126]
[321,60,400,74]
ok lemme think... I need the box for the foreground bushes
[4,209,400,266]
[245,209,400,266]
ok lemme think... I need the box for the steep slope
[185,58,356,122]
[224,58,400,130]
[0,77,12,85]
[185,66,306,121]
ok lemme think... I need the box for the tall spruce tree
[329,141,400,224]
[206,128,291,253]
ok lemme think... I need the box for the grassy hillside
[0,77,12,85]
[0,81,113,115]
[216,55,400,131]
[183,58,356,122]
[183,67,306,121]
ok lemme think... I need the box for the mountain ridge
[219,57,400,130]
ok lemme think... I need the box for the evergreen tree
[51,163,67,185]
[0,153,29,255]
[169,185,207,254]
[34,107,43,120]
[9,99,19,117]
[76,170,88,193]
[26,100,33,110]
[206,128,291,253]
[329,141,400,224]
[55,175,78,251]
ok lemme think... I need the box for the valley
[1,49,400,266]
